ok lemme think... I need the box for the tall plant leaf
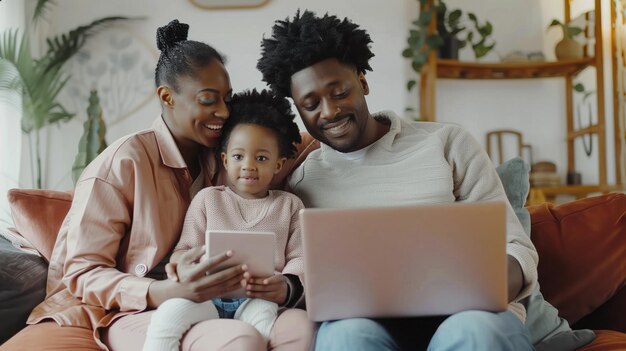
[0,30,34,87]
[41,16,136,73]
[32,0,56,26]
[0,58,22,109]
[72,90,107,183]
[0,8,137,188]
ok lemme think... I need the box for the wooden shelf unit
[534,184,622,198]
[436,58,594,79]
[418,0,612,201]
[613,0,626,185]
[528,184,623,206]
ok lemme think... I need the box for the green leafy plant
[443,7,465,37]
[0,0,132,188]
[548,19,583,39]
[402,0,496,117]
[574,82,595,157]
[403,0,496,84]
[402,0,444,94]
[72,90,107,184]
[436,2,467,59]
[466,13,495,59]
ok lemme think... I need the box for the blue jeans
[315,310,533,351]
[212,298,246,319]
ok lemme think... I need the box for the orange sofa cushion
[0,322,101,351]
[578,330,626,351]
[7,188,72,262]
[574,284,626,333]
[528,193,626,325]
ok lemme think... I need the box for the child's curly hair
[221,89,301,158]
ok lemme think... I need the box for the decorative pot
[438,35,461,60]
[555,37,583,60]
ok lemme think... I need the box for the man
[257,10,537,350]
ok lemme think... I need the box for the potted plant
[435,2,467,59]
[440,8,495,60]
[547,19,583,60]
[72,90,107,184]
[402,0,496,117]
[402,0,443,91]
[0,0,133,188]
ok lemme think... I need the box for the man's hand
[241,273,289,305]
[507,254,523,302]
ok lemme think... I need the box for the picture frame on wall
[189,0,270,10]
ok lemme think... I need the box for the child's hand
[242,273,288,305]
[165,261,179,281]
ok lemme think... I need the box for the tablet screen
[206,230,275,299]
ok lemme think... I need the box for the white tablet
[206,230,276,299]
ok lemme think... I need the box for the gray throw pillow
[0,236,48,343]
[495,157,595,350]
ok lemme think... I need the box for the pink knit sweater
[175,185,305,279]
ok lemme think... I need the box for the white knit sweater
[288,111,538,321]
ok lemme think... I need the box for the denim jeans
[212,298,247,319]
[315,310,533,351]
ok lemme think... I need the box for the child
[143,89,305,351]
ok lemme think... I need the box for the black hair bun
[156,19,189,51]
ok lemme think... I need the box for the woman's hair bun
[156,19,189,51]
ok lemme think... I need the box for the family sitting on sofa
[2,10,625,351]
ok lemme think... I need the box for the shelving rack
[418,0,617,201]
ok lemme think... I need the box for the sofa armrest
[0,236,47,343]
[528,193,626,326]
[7,188,72,262]
[573,285,626,333]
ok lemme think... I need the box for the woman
[2,20,314,351]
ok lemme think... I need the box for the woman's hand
[242,273,289,305]
[147,247,247,307]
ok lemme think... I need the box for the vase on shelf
[438,36,461,60]
[555,38,583,60]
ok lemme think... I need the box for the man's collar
[372,110,401,150]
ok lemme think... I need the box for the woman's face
[160,58,233,149]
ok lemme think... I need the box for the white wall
[39,0,407,190]
[0,0,26,227]
[21,0,617,191]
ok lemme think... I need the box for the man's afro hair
[257,9,374,97]
[221,89,302,158]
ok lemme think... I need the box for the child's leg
[234,298,278,341]
[143,298,219,351]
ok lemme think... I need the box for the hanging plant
[402,0,496,117]
[574,83,595,157]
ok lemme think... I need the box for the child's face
[221,123,286,199]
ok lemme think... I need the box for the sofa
[0,158,625,350]
[526,194,626,350]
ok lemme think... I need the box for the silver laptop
[300,201,508,321]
